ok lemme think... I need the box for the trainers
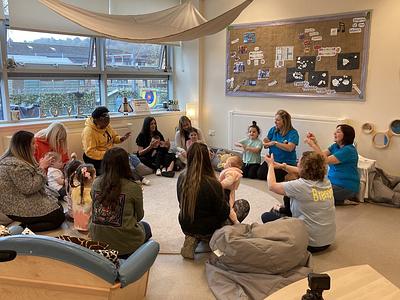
[180,235,198,259]
[156,169,162,176]
[161,170,175,178]
[141,177,151,185]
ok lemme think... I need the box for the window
[7,29,95,67]
[106,79,169,112]
[8,79,100,119]
[105,40,164,69]
[0,25,173,122]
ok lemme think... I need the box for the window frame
[0,22,173,123]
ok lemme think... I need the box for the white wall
[185,0,400,175]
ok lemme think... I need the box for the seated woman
[174,115,204,151]
[34,122,70,166]
[136,117,175,177]
[177,142,249,259]
[257,110,299,182]
[0,131,65,232]
[89,147,152,258]
[305,124,359,205]
[261,152,336,253]
[82,106,131,175]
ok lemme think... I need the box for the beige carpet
[143,173,279,254]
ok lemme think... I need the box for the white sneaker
[162,167,167,172]
[156,169,162,176]
[141,177,151,185]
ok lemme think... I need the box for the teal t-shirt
[328,143,360,193]
[239,138,263,164]
[267,127,299,165]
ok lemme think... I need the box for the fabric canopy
[39,0,253,43]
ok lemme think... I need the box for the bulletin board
[225,11,371,99]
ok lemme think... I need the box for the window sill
[0,110,183,130]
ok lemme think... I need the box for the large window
[8,79,100,119]
[7,29,95,67]
[0,26,172,122]
[106,79,169,112]
[105,40,164,69]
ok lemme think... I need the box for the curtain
[39,0,253,43]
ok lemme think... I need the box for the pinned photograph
[286,67,306,83]
[243,32,256,44]
[330,28,338,36]
[331,75,352,92]
[296,56,316,71]
[337,53,360,70]
[338,22,345,33]
[238,45,248,54]
[233,61,245,73]
[257,68,270,80]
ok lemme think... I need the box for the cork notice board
[225,11,371,99]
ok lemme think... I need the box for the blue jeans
[128,154,141,168]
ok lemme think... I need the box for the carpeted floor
[143,173,279,253]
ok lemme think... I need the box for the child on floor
[64,159,83,221]
[71,164,96,231]
[219,155,247,224]
[234,121,263,179]
[186,128,199,150]
[47,152,66,202]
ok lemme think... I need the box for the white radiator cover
[228,110,348,159]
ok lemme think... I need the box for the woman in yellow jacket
[81,106,131,175]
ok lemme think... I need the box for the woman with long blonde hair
[177,143,249,259]
[0,131,65,231]
[34,122,69,165]
[257,109,299,182]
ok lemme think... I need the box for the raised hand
[264,153,275,165]
[121,132,132,142]
[39,154,54,169]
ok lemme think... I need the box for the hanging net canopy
[39,0,253,43]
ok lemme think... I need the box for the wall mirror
[389,119,400,136]
[372,132,390,148]
[361,122,374,134]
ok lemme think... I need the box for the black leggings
[139,150,175,171]
[8,205,65,232]
[242,163,260,179]
[257,161,288,182]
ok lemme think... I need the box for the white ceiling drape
[38,0,253,43]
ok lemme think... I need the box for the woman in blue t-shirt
[305,124,359,205]
[257,110,299,182]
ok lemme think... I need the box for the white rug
[143,174,280,254]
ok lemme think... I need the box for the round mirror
[389,119,400,136]
[361,122,374,134]
[372,132,390,149]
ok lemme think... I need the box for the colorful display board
[226,11,371,99]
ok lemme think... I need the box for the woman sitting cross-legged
[89,147,152,259]
[261,151,336,253]
[136,117,176,177]
[177,142,250,259]
[0,131,65,231]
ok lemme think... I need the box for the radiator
[228,110,347,159]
